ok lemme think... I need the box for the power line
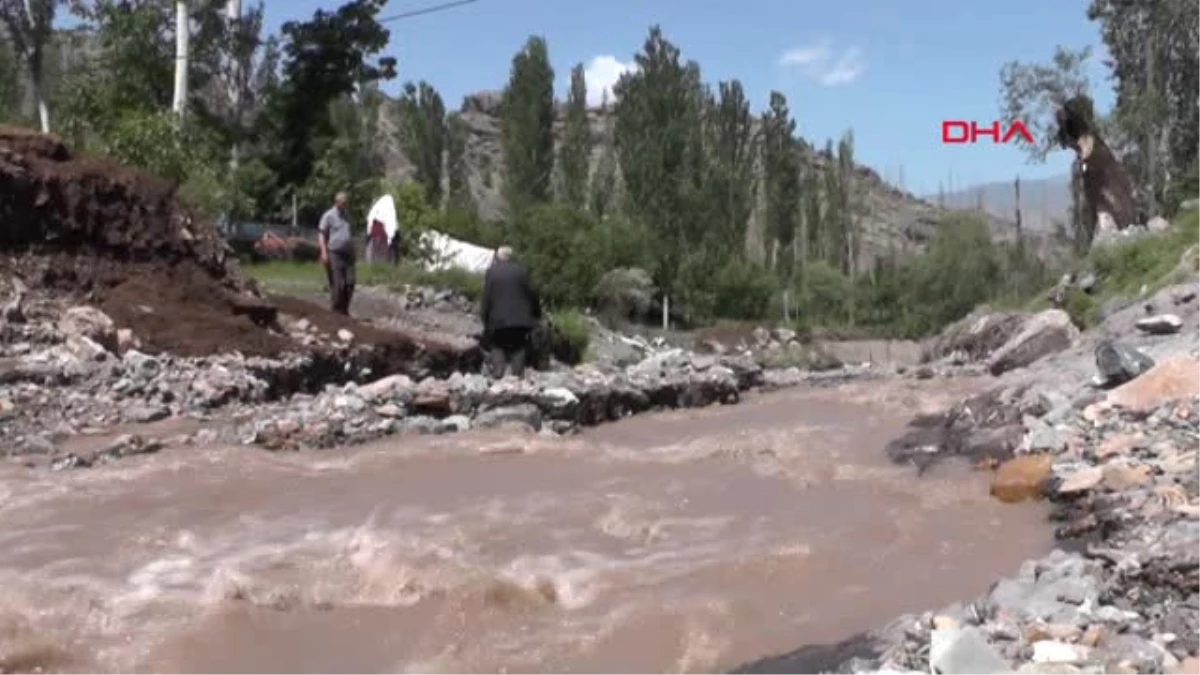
[379,0,481,24]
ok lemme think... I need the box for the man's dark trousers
[487,326,530,378]
[328,249,356,315]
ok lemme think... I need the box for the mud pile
[0,127,469,373]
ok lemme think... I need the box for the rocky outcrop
[987,310,1080,376]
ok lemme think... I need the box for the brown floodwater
[0,378,1052,674]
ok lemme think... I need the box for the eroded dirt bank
[0,379,1053,674]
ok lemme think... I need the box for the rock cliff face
[374,91,1059,270]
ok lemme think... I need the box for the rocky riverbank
[1,284,917,469]
[738,276,1200,675]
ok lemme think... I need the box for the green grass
[248,260,484,301]
[1062,207,1199,327]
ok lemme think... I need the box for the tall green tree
[0,39,20,123]
[299,93,382,223]
[0,0,61,131]
[57,0,234,142]
[558,62,592,210]
[837,130,860,277]
[397,80,447,207]
[820,139,844,270]
[613,26,706,296]
[760,90,801,276]
[264,0,396,196]
[999,46,1096,162]
[702,78,757,257]
[500,35,555,212]
[445,111,476,216]
[589,93,619,219]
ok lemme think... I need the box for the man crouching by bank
[481,246,542,379]
[319,191,356,315]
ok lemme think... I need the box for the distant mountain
[922,174,1073,236]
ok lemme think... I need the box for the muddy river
[0,378,1052,673]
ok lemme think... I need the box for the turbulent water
[0,379,1052,674]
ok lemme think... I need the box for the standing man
[480,246,541,379]
[318,191,356,315]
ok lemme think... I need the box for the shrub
[592,267,656,327]
[548,308,590,365]
[711,259,778,320]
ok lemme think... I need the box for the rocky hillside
[374,91,1059,271]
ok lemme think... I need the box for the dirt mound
[0,127,471,373]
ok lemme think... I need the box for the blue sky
[262,0,1114,195]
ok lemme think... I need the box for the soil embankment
[0,127,474,375]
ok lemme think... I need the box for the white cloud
[582,55,636,107]
[779,40,832,67]
[778,40,867,87]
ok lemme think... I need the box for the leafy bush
[1062,288,1098,328]
[592,267,656,327]
[549,308,590,365]
[508,204,651,311]
[799,260,853,326]
[711,258,778,320]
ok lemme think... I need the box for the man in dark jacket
[481,246,541,378]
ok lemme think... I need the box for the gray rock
[15,434,57,456]
[65,334,109,362]
[1104,634,1165,672]
[1021,415,1070,452]
[1134,313,1183,335]
[59,306,118,353]
[930,627,1012,674]
[1094,340,1155,386]
[1146,215,1171,233]
[474,403,543,431]
[1030,641,1090,665]
[374,403,405,418]
[988,570,1098,623]
[1015,661,1085,674]
[535,386,579,418]
[125,403,170,423]
[398,416,441,435]
[439,414,472,433]
[358,373,413,400]
[1077,272,1098,293]
[1171,287,1197,306]
[988,310,1079,376]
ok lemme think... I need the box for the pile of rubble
[4,286,845,465]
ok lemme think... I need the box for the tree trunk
[20,0,49,133]
[31,68,48,133]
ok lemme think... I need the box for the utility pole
[172,1,189,116]
[226,0,242,173]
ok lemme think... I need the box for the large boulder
[58,305,118,353]
[1094,340,1156,386]
[990,455,1053,503]
[987,310,1079,376]
[1106,357,1200,412]
[923,309,1027,363]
